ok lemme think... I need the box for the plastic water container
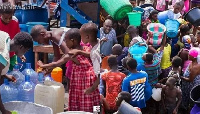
[165,19,180,38]
[22,63,38,84]
[157,10,174,25]
[9,64,25,87]
[100,0,132,20]
[34,80,65,114]
[0,79,18,103]
[51,67,62,83]
[38,72,44,83]
[18,75,35,103]
[44,74,54,81]
[147,23,166,46]
[127,12,142,27]
[129,42,148,64]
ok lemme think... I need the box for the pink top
[65,41,92,79]
[156,0,169,11]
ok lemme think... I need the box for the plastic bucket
[129,42,148,64]
[190,84,200,107]
[147,23,166,46]
[26,22,48,45]
[184,7,200,26]
[127,12,142,27]
[2,101,53,114]
[165,19,180,38]
[157,10,174,25]
[100,0,132,20]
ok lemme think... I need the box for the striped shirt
[137,51,163,86]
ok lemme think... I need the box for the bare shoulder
[176,87,182,94]
[52,28,64,36]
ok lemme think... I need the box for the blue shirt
[122,71,152,108]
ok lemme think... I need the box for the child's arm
[84,75,100,94]
[68,49,90,58]
[38,54,79,69]
[173,89,182,114]
[161,86,166,112]
[100,95,110,111]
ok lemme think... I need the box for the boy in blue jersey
[122,58,152,109]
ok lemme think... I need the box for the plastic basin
[1,101,53,114]
[147,23,166,46]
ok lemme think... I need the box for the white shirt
[90,39,101,77]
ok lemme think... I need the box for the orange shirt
[101,56,110,70]
[101,71,126,110]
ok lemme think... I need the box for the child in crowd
[38,28,100,112]
[30,25,70,61]
[0,32,33,114]
[114,91,142,114]
[178,35,192,74]
[154,0,169,12]
[122,58,152,109]
[161,77,182,114]
[0,2,24,71]
[122,57,130,75]
[126,25,146,47]
[167,56,182,87]
[158,38,172,80]
[171,1,183,19]
[148,10,159,23]
[101,55,126,113]
[101,44,128,72]
[68,22,101,94]
[159,56,182,86]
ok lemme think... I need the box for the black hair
[149,10,159,20]
[112,44,123,55]
[30,25,45,40]
[81,22,98,38]
[172,56,182,68]
[119,91,132,103]
[174,2,182,7]
[66,28,81,43]
[180,24,191,34]
[122,57,129,69]
[146,53,153,63]
[0,2,14,14]
[14,32,33,49]
[126,58,137,70]
[167,77,176,85]
[127,25,138,34]
[108,55,118,68]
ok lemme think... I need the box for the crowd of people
[99,0,200,114]
[2,0,200,113]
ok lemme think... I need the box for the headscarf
[182,35,191,49]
